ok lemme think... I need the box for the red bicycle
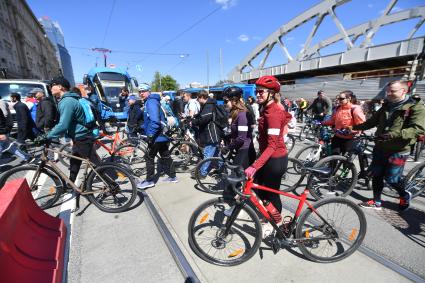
[188,164,367,266]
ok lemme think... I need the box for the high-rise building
[39,16,75,86]
[0,0,60,80]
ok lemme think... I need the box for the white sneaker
[262,222,274,239]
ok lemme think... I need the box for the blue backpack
[78,97,99,137]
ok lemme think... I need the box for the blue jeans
[0,139,30,161]
[200,143,219,176]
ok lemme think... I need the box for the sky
[27,0,425,88]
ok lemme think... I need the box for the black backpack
[213,104,229,130]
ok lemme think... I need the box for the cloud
[238,34,250,42]
[215,0,237,10]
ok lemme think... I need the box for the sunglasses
[256,89,266,95]
[338,97,347,101]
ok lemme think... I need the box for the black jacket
[192,98,222,145]
[14,101,33,131]
[0,101,12,135]
[36,97,57,130]
[127,104,143,131]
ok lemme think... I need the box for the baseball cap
[138,83,151,92]
[50,76,71,90]
[29,87,44,94]
[127,95,137,101]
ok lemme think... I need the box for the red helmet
[255,76,281,93]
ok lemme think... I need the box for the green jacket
[47,92,91,140]
[353,98,425,153]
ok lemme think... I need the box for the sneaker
[399,191,412,211]
[161,177,178,183]
[137,180,155,190]
[406,155,415,162]
[359,200,382,210]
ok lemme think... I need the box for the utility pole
[92,48,112,67]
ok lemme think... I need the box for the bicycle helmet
[255,76,281,93]
[223,86,243,100]
[138,83,151,92]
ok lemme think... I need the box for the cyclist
[349,80,425,211]
[322,90,366,155]
[137,83,177,189]
[126,95,143,138]
[37,77,101,202]
[223,86,256,168]
[10,93,35,143]
[307,90,332,121]
[244,76,291,226]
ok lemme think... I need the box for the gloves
[34,134,48,146]
[245,166,257,179]
[377,133,392,141]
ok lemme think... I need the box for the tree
[151,71,179,91]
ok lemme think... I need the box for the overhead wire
[101,0,117,47]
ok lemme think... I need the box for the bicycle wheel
[285,134,296,155]
[404,161,425,198]
[307,155,358,200]
[296,197,366,263]
[58,142,72,167]
[195,157,227,194]
[170,141,202,173]
[280,157,306,192]
[86,164,137,213]
[111,144,147,177]
[0,165,63,209]
[294,144,321,168]
[298,125,309,141]
[188,197,262,266]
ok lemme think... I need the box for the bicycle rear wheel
[188,197,262,266]
[307,155,358,200]
[285,134,296,155]
[86,164,137,213]
[0,165,63,209]
[296,197,367,263]
[404,161,425,198]
[294,144,321,168]
[194,157,227,194]
[111,144,147,177]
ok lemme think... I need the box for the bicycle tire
[188,197,262,266]
[195,157,227,194]
[403,161,425,198]
[111,144,147,177]
[0,165,63,209]
[296,197,367,263]
[414,140,424,162]
[298,125,309,141]
[170,141,202,173]
[285,134,296,155]
[58,143,73,167]
[280,157,306,192]
[294,143,321,168]
[307,155,358,200]
[86,164,137,213]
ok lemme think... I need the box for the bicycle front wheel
[404,161,425,198]
[111,144,147,177]
[294,143,321,168]
[285,134,296,155]
[296,197,367,263]
[170,141,202,173]
[194,157,227,194]
[86,164,137,213]
[307,155,358,200]
[188,197,262,266]
[0,165,63,209]
[280,157,306,192]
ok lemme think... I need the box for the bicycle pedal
[271,239,281,254]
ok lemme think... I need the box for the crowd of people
[1,75,424,222]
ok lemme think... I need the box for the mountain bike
[298,116,321,142]
[188,164,367,266]
[0,141,137,213]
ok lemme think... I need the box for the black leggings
[233,147,256,170]
[331,136,356,155]
[146,141,175,181]
[254,156,288,213]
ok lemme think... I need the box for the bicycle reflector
[348,229,358,241]
[228,249,244,258]
[199,213,209,224]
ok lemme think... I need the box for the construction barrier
[0,178,67,283]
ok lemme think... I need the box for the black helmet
[223,86,243,100]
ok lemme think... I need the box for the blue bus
[183,84,256,105]
[83,67,138,120]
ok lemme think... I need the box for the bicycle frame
[95,128,125,155]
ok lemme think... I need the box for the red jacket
[322,103,365,139]
[253,102,291,170]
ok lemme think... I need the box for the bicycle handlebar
[225,163,251,198]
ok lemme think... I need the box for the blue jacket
[47,92,91,140]
[143,93,168,143]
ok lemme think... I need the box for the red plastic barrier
[0,179,67,283]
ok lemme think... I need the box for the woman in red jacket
[245,76,291,219]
